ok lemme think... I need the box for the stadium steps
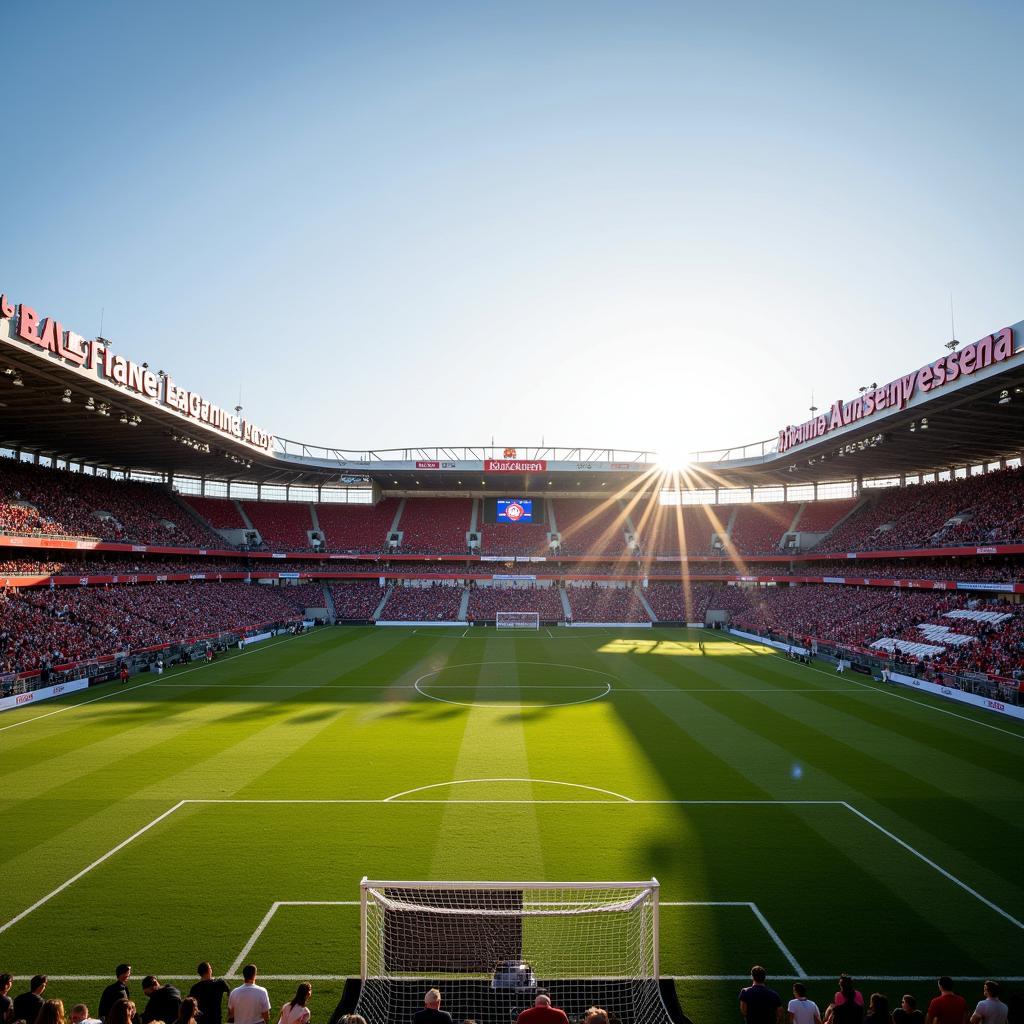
[547,498,559,533]
[637,586,658,622]
[166,488,224,543]
[309,503,322,534]
[235,500,256,531]
[457,588,471,621]
[807,494,870,549]
[372,585,393,620]
[321,582,337,623]
[559,587,573,620]
[786,502,803,537]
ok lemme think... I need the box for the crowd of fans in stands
[0,458,220,547]
[467,584,565,621]
[0,583,309,675]
[329,580,389,620]
[818,468,1024,552]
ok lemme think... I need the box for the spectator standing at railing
[98,966,131,1022]
[0,974,12,1024]
[189,964,230,1024]
[11,976,47,1024]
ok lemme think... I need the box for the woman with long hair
[278,984,312,1024]
[176,998,200,1024]
[35,1000,65,1024]
[105,999,136,1024]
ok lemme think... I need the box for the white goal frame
[495,611,541,630]
[359,877,660,981]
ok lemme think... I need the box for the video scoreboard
[484,497,545,524]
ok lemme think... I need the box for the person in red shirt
[926,977,968,1024]
[515,995,569,1024]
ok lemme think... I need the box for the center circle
[414,660,616,709]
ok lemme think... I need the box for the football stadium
[4,7,1024,1024]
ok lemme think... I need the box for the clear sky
[4,1,1023,458]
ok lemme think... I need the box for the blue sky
[4,1,1023,458]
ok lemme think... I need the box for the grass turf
[1,626,1022,1024]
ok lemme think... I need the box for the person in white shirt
[277,984,311,1024]
[970,980,1008,1024]
[788,983,821,1024]
[228,965,270,1024]
[71,1004,103,1024]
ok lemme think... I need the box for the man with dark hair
[140,976,182,1024]
[740,966,783,1024]
[227,966,269,1024]
[787,982,821,1024]
[894,994,925,1023]
[970,981,1007,1024]
[190,963,230,1024]
[12,976,47,1024]
[99,965,132,1022]
[0,974,13,1024]
[413,989,452,1024]
[927,978,968,1024]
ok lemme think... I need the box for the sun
[656,445,690,474]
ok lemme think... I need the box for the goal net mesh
[355,881,673,1024]
[496,612,541,630]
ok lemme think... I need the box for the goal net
[496,611,541,630]
[355,879,674,1024]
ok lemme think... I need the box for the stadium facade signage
[484,459,547,472]
[415,460,456,469]
[0,293,274,452]
[776,327,1016,454]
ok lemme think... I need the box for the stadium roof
[2,298,1022,491]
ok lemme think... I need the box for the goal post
[496,611,541,630]
[356,879,672,1024]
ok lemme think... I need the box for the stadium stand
[395,497,472,553]
[791,497,859,534]
[0,457,221,546]
[726,503,796,554]
[241,501,314,549]
[378,583,464,621]
[643,581,722,623]
[565,584,651,622]
[315,498,400,552]
[554,498,630,555]
[815,468,1024,551]
[633,501,729,555]
[1,581,303,674]
[182,495,249,530]
[329,580,389,620]
[467,584,565,621]
[479,521,550,556]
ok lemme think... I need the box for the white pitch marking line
[840,801,1024,930]
[3,796,1018,939]
[384,778,635,803]
[228,900,360,975]
[0,632,310,734]
[227,901,282,977]
[0,800,187,935]
[747,902,806,978]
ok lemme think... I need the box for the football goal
[496,611,541,630]
[353,879,680,1024]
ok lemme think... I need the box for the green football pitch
[1,626,1022,1023]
